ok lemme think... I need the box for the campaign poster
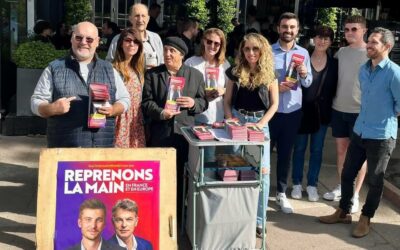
[54,161,160,250]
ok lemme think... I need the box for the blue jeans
[232,110,270,227]
[292,125,328,187]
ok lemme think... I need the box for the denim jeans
[292,125,328,187]
[232,109,270,227]
[339,133,396,218]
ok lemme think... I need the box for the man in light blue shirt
[269,12,312,214]
[319,27,400,238]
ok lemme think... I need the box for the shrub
[65,0,93,26]
[13,41,67,69]
[186,0,209,29]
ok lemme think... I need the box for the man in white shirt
[106,3,164,69]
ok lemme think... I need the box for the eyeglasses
[123,38,141,45]
[344,27,359,33]
[113,217,137,225]
[205,39,221,47]
[73,35,95,44]
[243,46,260,53]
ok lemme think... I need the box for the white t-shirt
[184,56,230,124]
[332,46,368,113]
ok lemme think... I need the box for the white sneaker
[351,195,360,214]
[323,184,341,201]
[291,185,303,199]
[276,192,294,214]
[306,186,319,202]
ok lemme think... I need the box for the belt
[238,109,265,118]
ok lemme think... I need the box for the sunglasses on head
[344,27,359,33]
[74,35,95,44]
[205,39,221,47]
[123,38,141,45]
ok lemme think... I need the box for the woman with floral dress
[113,28,146,147]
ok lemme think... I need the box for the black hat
[164,37,188,56]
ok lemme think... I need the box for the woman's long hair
[233,33,275,89]
[112,28,144,84]
[200,28,227,66]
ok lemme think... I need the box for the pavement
[0,129,399,250]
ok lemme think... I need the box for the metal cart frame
[181,127,267,250]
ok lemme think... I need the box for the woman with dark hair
[224,33,279,237]
[33,20,52,43]
[291,26,338,202]
[52,21,71,49]
[185,28,230,162]
[112,28,146,148]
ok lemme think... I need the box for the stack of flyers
[88,83,109,128]
[165,76,185,112]
[225,119,248,140]
[191,126,214,140]
[212,121,225,129]
[90,83,110,100]
[247,123,265,141]
[205,66,219,90]
[239,170,257,181]
[285,53,305,90]
[218,169,239,181]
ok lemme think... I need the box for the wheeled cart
[181,127,267,250]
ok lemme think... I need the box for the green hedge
[13,41,67,69]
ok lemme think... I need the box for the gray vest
[47,55,116,148]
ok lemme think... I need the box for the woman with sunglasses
[184,28,230,162]
[112,28,146,148]
[224,33,278,238]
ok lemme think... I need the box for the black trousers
[269,110,303,193]
[339,133,396,218]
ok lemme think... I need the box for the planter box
[17,68,43,116]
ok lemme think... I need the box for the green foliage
[97,50,107,60]
[13,41,67,69]
[65,0,93,26]
[216,0,236,34]
[317,8,338,32]
[186,0,209,29]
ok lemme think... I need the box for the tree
[216,0,236,34]
[65,0,93,26]
[317,8,338,32]
[185,0,209,29]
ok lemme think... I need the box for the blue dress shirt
[272,42,312,113]
[354,58,400,139]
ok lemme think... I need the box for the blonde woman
[113,28,146,148]
[185,28,230,162]
[224,33,279,237]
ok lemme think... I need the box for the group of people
[68,198,152,250]
[33,20,72,50]
[30,1,400,244]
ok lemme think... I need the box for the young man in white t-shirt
[325,15,368,214]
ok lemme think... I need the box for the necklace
[312,54,326,64]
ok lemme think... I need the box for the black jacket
[298,55,338,134]
[142,64,208,146]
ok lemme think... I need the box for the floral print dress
[114,72,146,148]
